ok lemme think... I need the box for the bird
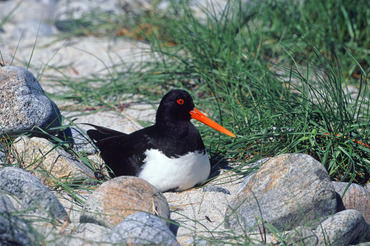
[87,89,235,192]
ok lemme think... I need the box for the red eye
[177,98,184,105]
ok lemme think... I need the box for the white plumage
[138,149,211,192]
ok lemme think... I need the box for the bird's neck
[155,120,191,138]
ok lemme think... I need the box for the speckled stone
[0,167,67,221]
[225,154,338,231]
[11,135,95,186]
[0,66,62,135]
[0,208,36,245]
[333,181,370,224]
[0,192,15,212]
[106,212,179,245]
[315,209,370,246]
[80,176,170,228]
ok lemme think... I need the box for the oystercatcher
[87,89,235,192]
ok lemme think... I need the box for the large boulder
[106,212,179,245]
[332,181,370,224]
[315,209,370,246]
[0,167,67,221]
[0,66,62,135]
[10,135,95,186]
[80,176,170,228]
[225,154,338,231]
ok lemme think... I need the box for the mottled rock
[315,209,370,246]
[225,154,338,231]
[0,66,62,135]
[106,212,179,245]
[0,167,67,221]
[80,176,170,228]
[0,209,36,246]
[366,183,370,193]
[0,193,15,212]
[236,157,269,194]
[10,135,95,186]
[333,181,370,224]
[284,226,318,246]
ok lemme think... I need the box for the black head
[156,89,195,124]
[155,89,236,138]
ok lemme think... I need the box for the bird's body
[139,148,210,192]
[87,90,235,192]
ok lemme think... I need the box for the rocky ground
[0,0,369,245]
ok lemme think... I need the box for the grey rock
[80,176,170,228]
[284,226,318,246]
[203,185,230,194]
[236,157,269,195]
[11,135,96,186]
[0,209,36,246]
[0,66,62,135]
[0,167,67,221]
[225,154,338,232]
[332,181,370,224]
[315,209,370,246]
[0,193,15,212]
[106,212,179,246]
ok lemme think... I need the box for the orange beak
[190,108,236,138]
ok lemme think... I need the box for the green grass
[47,0,369,185]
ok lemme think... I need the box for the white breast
[138,149,211,192]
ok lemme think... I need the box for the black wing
[85,123,127,140]
[87,124,154,177]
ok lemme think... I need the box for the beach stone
[315,209,370,246]
[333,181,370,224]
[0,167,67,221]
[236,157,269,194]
[106,212,179,245]
[0,66,62,135]
[284,226,318,246]
[0,209,36,246]
[0,192,15,212]
[80,176,170,228]
[10,135,95,186]
[225,153,338,232]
